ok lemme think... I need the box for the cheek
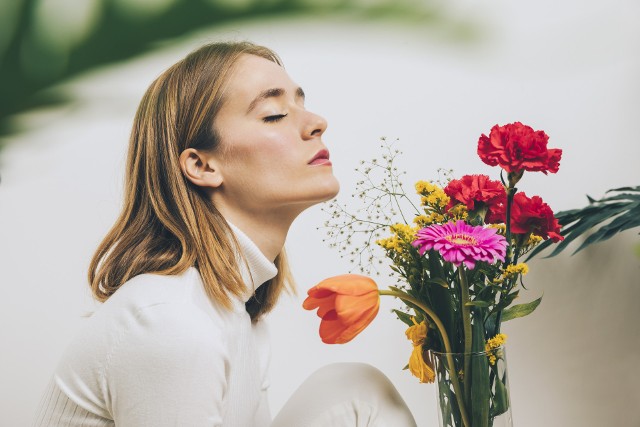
[229,128,298,169]
[222,129,304,193]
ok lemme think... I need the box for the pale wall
[1,2,639,426]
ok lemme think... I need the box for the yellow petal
[408,345,435,383]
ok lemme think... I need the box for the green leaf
[607,186,640,193]
[425,278,450,288]
[501,295,542,322]
[470,309,490,427]
[491,365,510,417]
[465,301,491,308]
[574,203,640,252]
[427,250,457,350]
[393,309,415,327]
[527,187,640,259]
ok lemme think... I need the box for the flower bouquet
[303,122,564,427]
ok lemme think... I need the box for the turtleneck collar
[225,220,279,303]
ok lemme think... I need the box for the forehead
[224,54,296,104]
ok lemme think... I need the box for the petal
[318,311,348,344]
[302,291,332,309]
[316,294,338,318]
[334,291,380,324]
[313,274,378,296]
[334,302,380,344]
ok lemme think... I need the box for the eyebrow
[246,87,305,114]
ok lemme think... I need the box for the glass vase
[431,345,513,427]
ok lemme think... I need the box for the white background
[2,2,640,426]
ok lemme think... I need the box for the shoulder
[108,267,199,308]
[55,267,229,386]
[93,267,230,348]
[105,300,230,376]
[54,268,231,417]
[93,266,227,325]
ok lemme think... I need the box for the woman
[33,41,416,427]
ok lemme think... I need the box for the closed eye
[263,114,288,123]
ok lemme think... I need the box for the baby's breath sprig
[319,137,420,276]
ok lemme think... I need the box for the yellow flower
[389,223,419,242]
[424,194,439,206]
[447,204,469,220]
[421,192,450,209]
[488,224,507,234]
[375,236,396,251]
[486,333,507,349]
[527,234,543,245]
[504,263,528,277]
[415,180,439,196]
[485,333,507,365]
[413,215,432,227]
[415,181,450,209]
[414,212,446,226]
[493,263,528,284]
[408,345,435,383]
[376,223,420,255]
[405,317,428,346]
[488,353,497,365]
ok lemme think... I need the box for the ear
[179,148,223,189]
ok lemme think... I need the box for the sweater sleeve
[104,302,229,427]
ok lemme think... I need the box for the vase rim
[430,344,506,356]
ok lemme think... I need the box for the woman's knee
[308,362,395,394]
[275,363,417,427]
[308,363,411,411]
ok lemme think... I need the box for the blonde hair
[88,41,294,321]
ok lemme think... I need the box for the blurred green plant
[527,186,640,258]
[0,0,471,143]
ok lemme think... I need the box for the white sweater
[33,222,278,427]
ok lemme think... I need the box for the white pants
[271,363,417,427]
[33,362,416,426]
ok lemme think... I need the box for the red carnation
[477,122,562,174]
[491,192,563,242]
[444,174,506,213]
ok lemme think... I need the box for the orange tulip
[303,274,380,344]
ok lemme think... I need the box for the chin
[291,178,340,209]
[316,177,340,201]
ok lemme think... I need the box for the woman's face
[211,54,340,217]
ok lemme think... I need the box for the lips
[308,149,331,166]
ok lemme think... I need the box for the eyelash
[263,114,288,123]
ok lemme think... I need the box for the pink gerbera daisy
[412,220,507,270]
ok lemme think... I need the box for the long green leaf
[470,309,490,427]
[465,300,492,308]
[608,186,640,193]
[575,203,640,252]
[527,186,640,259]
[501,296,542,322]
[427,251,457,351]
[426,278,450,288]
[491,364,510,417]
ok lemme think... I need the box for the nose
[303,111,328,140]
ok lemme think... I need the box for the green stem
[494,185,516,337]
[379,289,471,427]
[458,267,472,405]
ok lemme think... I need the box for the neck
[219,208,296,262]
